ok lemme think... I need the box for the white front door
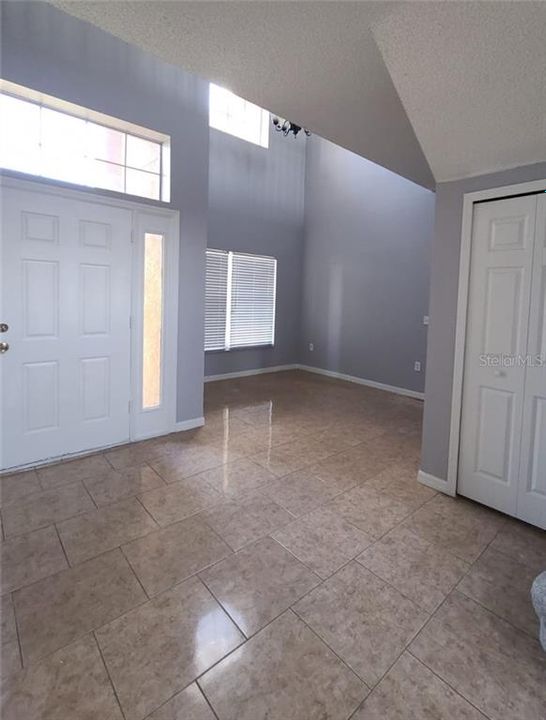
[517,194,546,528]
[458,195,536,515]
[1,185,132,469]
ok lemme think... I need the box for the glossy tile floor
[1,370,545,720]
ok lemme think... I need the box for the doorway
[0,178,179,470]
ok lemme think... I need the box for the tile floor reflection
[0,370,544,719]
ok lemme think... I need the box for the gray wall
[205,126,306,376]
[0,1,209,423]
[421,162,546,479]
[300,136,435,393]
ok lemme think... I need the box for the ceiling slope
[50,0,435,189]
[371,1,546,182]
[50,1,546,186]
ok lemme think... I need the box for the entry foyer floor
[1,370,545,719]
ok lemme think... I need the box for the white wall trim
[0,173,173,214]
[447,178,546,496]
[205,363,424,399]
[204,364,299,382]
[418,469,455,496]
[298,365,424,400]
[173,416,205,432]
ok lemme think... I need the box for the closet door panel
[517,193,546,529]
[458,196,536,515]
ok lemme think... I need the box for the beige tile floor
[0,369,545,720]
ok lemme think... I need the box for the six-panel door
[459,196,536,516]
[459,193,546,529]
[1,187,132,469]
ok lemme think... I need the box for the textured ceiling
[51,1,546,187]
[372,2,546,182]
[50,0,434,189]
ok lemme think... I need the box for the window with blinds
[205,249,276,351]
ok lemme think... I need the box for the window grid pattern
[0,92,164,201]
[209,84,269,148]
[205,249,276,351]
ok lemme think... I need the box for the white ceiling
[52,1,546,188]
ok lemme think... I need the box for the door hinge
[129,316,132,329]
[128,400,131,414]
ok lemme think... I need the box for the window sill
[205,344,274,354]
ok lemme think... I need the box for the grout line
[103,453,117,471]
[196,681,221,720]
[119,544,151,601]
[133,494,161,527]
[53,522,72,568]
[405,646,491,719]
[450,525,542,640]
[92,631,128,720]
[454,584,539,641]
[16,590,153,673]
[81,479,99,510]
[5,375,539,720]
[197,574,248,640]
[9,592,25,674]
[289,608,372,693]
[289,554,432,688]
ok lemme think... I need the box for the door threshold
[0,421,201,474]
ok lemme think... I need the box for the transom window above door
[205,249,277,351]
[0,79,170,201]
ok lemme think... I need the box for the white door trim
[0,175,180,465]
[447,178,546,496]
[0,174,173,215]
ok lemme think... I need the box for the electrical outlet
[423,315,430,326]
[308,342,314,352]
[414,361,421,372]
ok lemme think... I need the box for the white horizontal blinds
[229,253,276,348]
[205,250,229,350]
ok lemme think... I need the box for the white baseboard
[205,364,299,383]
[173,416,205,431]
[204,362,425,400]
[418,469,455,496]
[298,365,425,400]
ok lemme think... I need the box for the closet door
[458,196,537,515]
[517,193,546,529]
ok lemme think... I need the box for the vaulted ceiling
[52,1,546,190]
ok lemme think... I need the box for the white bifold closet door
[517,195,546,528]
[459,193,546,529]
[1,186,132,469]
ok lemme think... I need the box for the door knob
[0,323,8,333]
[0,342,9,353]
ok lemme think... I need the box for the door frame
[445,178,546,496]
[0,175,180,467]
